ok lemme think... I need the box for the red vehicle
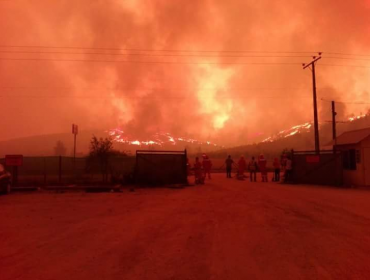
[0,164,11,194]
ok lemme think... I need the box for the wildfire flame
[262,122,312,143]
[348,113,368,122]
[262,112,369,144]
[107,112,368,148]
[107,129,220,147]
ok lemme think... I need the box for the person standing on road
[285,156,293,182]
[258,154,268,182]
[281,154,287,174]
[273,158,281,182]
[225,155,234,178]
[237,156,247,180]
[202,155,212,180]
[0,164,11,194]
[194,157,204,184]
[187,158,191,176]
[248,156,258,182]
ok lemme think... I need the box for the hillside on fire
[1,111,369,158]
[207,112,370,159]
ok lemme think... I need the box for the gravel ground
[2,174,370,280]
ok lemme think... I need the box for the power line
[2,44,370,58]
[0,57,303,65]
[0,94,313,99]
[2,57,369,67]
[0,44,320,54]
[320,98,370,105]
[325,56,370,61]
[0,50,315,58]
[323,52,370,58]
[0,86,318,90]
[320,63,370,68]
[6,51,370,61]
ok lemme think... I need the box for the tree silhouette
[88,136,125,182]
[54,141,67,156]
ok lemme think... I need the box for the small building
[332,127,370,187]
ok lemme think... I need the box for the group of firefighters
[190,155,213,184]
[188,154,293,184]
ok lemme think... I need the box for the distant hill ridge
[1,115,369,158]
[207,115,370,159]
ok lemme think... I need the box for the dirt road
[2,174,370,279]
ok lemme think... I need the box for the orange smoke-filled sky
[0,0,370,145]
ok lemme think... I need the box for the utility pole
[72,124,78,161]
[303,55,321,154]
[332,101,337,141]
[74,133,77,160]
[72,124,79,180]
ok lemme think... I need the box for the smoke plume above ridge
[0,0,370,146]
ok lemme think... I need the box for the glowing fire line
[107,129,219,147]
[262,122,312,143]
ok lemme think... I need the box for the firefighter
[225,155,234,178]
[285,156,293,182]
[248,156,258,182]
[194,157,204,184]
[258,154,268,182]
[237,156,247,180]
[281,153,287,173]
[202,155,212,180]
[0,164,11,194]
[273,157,281,182]
[186,158,191,176]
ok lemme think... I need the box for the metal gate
[135,150,188,185]
[292,150,343,186]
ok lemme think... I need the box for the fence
[0,156,136,186]
[291,150,343,186]
[0,155,283,187]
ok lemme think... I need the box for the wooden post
[59,156,62,184]
[184,149,188,184]
[43,157,46,186]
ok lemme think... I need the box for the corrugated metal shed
[330,127,370,146]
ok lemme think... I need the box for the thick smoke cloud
[0,0,369,146]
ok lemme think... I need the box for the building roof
[329,127,370,146]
